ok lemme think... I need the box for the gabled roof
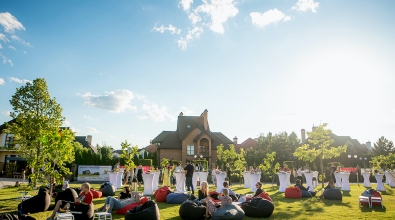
[157,131,182,149]
[152,131,173,143]
[75,136,97,154]
[0,119,17,133]
[211,132,233,150]
[113,150,123,154]
[177,116,205,141]
[235,138,258,152]
[145,144,158,153]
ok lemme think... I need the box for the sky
[1,0,395,150]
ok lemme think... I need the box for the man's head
[223,181,229,188]
[186,160,190,164]
[296,179,301,185]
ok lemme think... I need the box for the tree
[371,136,394,156]
[120,140,139,177]
[293,123,347,188]
[259,152,280,184]
[216,144,246,181]
[5,78,75,188]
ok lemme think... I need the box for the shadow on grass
[342,191,352,197]
[321,199,352,208]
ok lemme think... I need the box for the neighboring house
[301,127,369,155]
[232,136,259,153]
[112,150,123,158]
[0,119,96,172]
[151,109,233,166]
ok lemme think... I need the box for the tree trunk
[320,156,325,188]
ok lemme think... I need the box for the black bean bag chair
[17,187,50,214]
[125,200,160,220]
[55,188,78,204]
[212,203,244,220]
[323,188,342,200]
[166,193,189,204]
[241,197,274,218]
[71,203,94,220]
[99,182,116,197]
[301,190,312,198]
[179,200,206,220]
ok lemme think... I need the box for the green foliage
[161,158,170,167]
[5,78,74,189]
[192,160,208,170]
[216,144,246,178]
[120,140,139,172]
[259,152,281,183]
[139,159,152,166]
[371,136,395,156]
[370,153,395,172]
[152,150,158,166]
[293,123,347,187]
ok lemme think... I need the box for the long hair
[201,181,209,196]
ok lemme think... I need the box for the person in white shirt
[297,167,303,184]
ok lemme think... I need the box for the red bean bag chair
[154,186,171,202]
[209,191,220,203]
[285,187,302,199]
[258,192,273,202]
[371,191,382,207]
[90,189,102,198]
[116,197,149,215]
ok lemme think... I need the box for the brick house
[152,109,233,166]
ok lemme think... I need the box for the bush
[139,159,152,166]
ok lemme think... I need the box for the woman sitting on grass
[47,182,93,220]
[205,188,233,219]
[198,181,209,203]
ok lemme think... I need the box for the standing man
[226,164,232,186]
[184,160,195,195]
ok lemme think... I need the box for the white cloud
[9,45,15,50]
[0,78,4,85]
[141,102,176,122]
[177,26,204,50]
[0,12,25,33]
[0,44,2,49]
[188,13,202,25]
[70,127,80,132]
[0,53,13,67]
[62,120,71,126]
[86,127,101,134]
[23,51,27,54]
[84,114,98,121]
[0,33,9,42]
[80,89,137,112]
[9,77,32,84]
[136,94,145,100]
[153,24,182,35]
[2,111,10,116]
[292,0,320,13]
[109,135,116,139]
[136,115,148,120]
[179,107,195,116]
[194,0,238,34]
[11,35,31,47]
[179,0,193,11]
[250,9,291,28]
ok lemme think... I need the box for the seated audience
[198,181,209,203]
[253,182,265,197]
[47,182,93,220]
[220,181,237,200]
[319,180,335,198]
[206,188,233,218]
[118,186,131,200]
[295,179,316,196]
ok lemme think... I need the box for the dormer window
[187,125,191,128]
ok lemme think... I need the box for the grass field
[0,182,394,219]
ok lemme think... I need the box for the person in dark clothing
[184,160,194,194]
[136,164,143,187]
[253,182,265,197]
[225,164,232,186]
[117,186,131,200]
[198,181,209,203]
[295,179,316,196]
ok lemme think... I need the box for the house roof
[152,131,173,143]
[177,116,205,141]
[0,118,17,132]
[157,131,182,149]
[113,150,123,154]
[234,138,258,152]
[145,144,158,153]
[75,136,97,153]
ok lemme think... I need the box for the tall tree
[371,136,394,156]
[5,78,75,188]
[293,123,347,187]
[120,140,139,180]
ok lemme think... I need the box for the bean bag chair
[55,188,78,204]
[209,191,220,203]
[258,192,273,202]
[18,187,51,214]
[71,203,94,220]
[179,200,206,220]
[166,193,189,204]
[125,200,160,220]
[323,188,342,200]
[115,197,149,215]
[371,191,382,207]
[241,197,274,218]
[360,189,381,206]
[301,190,312,198]
[90,189,102,198]
[154,186,171,202]
[212,203,245,220]
[99,182,116,197]
[285,187,302,199]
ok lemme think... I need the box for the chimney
[233,136,238,144]
[86,135,92,144]
[301,129,306,143]
[366,141,371,150]
[201,109,208,130]
[179,112,183,116]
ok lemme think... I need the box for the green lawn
[0,183,394,219]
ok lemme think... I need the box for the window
[200,146,207,156]
[187,145,194,155]
[5,134,14,148]
[187,125,191,128]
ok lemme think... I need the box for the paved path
[0,177,26,188]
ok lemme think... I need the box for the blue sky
[1,0,395,150]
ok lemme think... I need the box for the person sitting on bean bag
[46,182,93,220]
[118,186,132,200]
[319,180,335,198]
[295,179,316,196]
[96,191,141,213]
[206,188,233,219]
[18,186,51,214]
[218,181,237,201]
